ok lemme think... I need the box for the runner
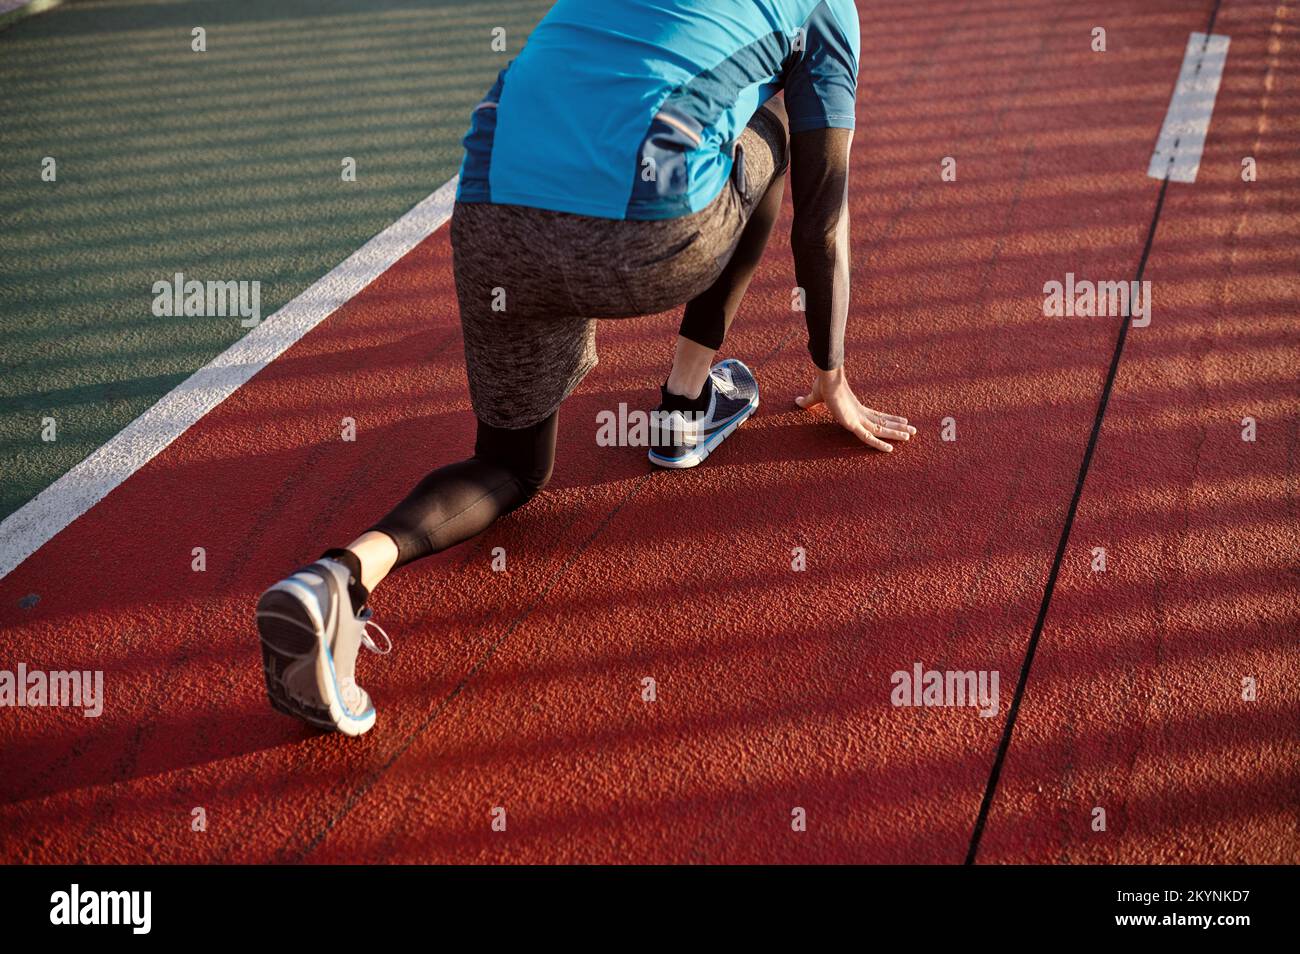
[256,0,915,735]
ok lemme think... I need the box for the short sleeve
[783,0,860,134]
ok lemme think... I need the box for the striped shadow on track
[965,0,1229,863]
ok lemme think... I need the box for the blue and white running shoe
[256,559,391,736]
[648,358,759,469]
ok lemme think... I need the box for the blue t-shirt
[456,0,859,220]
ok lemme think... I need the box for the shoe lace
[711,365,736,395]
[357,607,393,655]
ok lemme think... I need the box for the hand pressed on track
[795,367,916,453]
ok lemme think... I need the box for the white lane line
[0,175,459,582]
[1148,32,1231,183]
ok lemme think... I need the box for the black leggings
[678,136,787,351]
[370,161,786,571]
[369,412,558,568]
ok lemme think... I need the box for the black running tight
[677,156,787,352]
[369,411,558,569]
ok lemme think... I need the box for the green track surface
[0,0,552,522]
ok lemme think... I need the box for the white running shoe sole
[256,576,376,736]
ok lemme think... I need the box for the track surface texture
[0,0,1296,864]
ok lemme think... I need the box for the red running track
[0,0,1295,864]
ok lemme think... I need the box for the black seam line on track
[289,472,652,863]
[964,174,1173,865]
[964,0,1223,864]
[1206,0,1223,36]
